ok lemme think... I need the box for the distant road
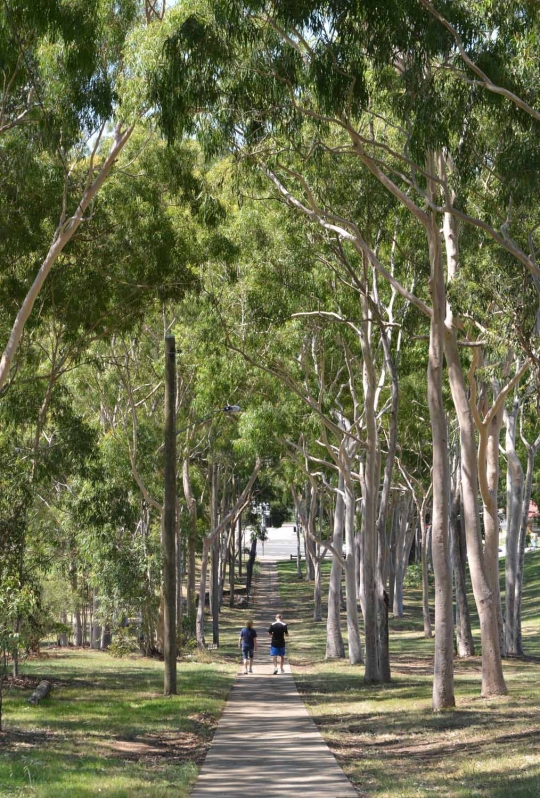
[258,522,300,562]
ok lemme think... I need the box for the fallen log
[28,680,52,705]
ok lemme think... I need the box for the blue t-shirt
[240,627,257,648]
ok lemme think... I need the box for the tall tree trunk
[176,494,183,649]
[483,408,505,655]
[229,533,235,609]
[237,511,243,578]
[304,482,316,582]
[92,592,101,650]
[196,541,208,649]
[59,611,69,647]
[359,282,380,683]
[504,400,524,656]
[388,501,398,611]
[326,474,345,659]
[393,493,411,618]
[313,559,322,622]
[418,501,433,639]
[100,625,111,650]
[450,465,474,656]
[296,518,303,579]
[344,475,363,665]
[182,458,197,635]
[211,463,220,647]
[162,335,177,694]
[375,328,398,682]
[427,193,455,711]
[442,197,505,698]
[246,537,257,598]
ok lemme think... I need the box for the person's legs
[272,655,278,674]
[280,654,285,673]
[248,649,253,672]
[243,656,248,674]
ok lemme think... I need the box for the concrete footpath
[191,561,358,797]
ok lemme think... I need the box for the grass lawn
[277,552,540,798]
[0,614,244,797]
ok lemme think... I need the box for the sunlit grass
[277,552,540,797]
[1,633,237,796]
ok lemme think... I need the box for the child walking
[238,619,258,674]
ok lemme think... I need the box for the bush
[108,627,138,658]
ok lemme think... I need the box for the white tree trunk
[427,203,455,711]
[442,192,506,698]
[504,401,524,655]
[344,476,363,665]
[359,287,381,682]
[326,474,345,659]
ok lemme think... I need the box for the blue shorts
[270,645,286,657]
[242,647,254,659]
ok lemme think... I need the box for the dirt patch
[103,731,209,765]
[0,728,56,748]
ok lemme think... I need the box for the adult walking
[238,619,257,674]
[268,613,288,674]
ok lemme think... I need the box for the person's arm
[238,632,242,648]
[268,624,273,636]
[284,625,289,636]
[254,631,258,650]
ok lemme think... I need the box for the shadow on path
[191,561,359,797]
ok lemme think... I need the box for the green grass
[277,552,540,798]
[0,619,241,797]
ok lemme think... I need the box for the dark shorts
[270,645,286,657]
[242,647,254,659]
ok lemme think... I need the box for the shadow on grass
[275,554,540,798]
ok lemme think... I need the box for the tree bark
[237,511,243,578]
[449,465,474,656]
[162,334,177,695]
[427,191,455,711]
[91,592,101,650]
[211,462,220,647]
[483,406,505,656]
[344,474,363,665]
[196,541,209,649]
[182,457,197,635]
[375,327,398,681]
[326,474,345,659]
[358,284,380,683]
[442,192,505,698]
[296,519,303,579]
[393,493,411,618]
[504,400,524,655]
[313,559,322,622]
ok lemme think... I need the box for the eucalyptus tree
[152,0,540,707]
[0,0,182,394]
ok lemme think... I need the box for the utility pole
[163,335,177,695]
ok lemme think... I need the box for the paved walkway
[191,561,358,797]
